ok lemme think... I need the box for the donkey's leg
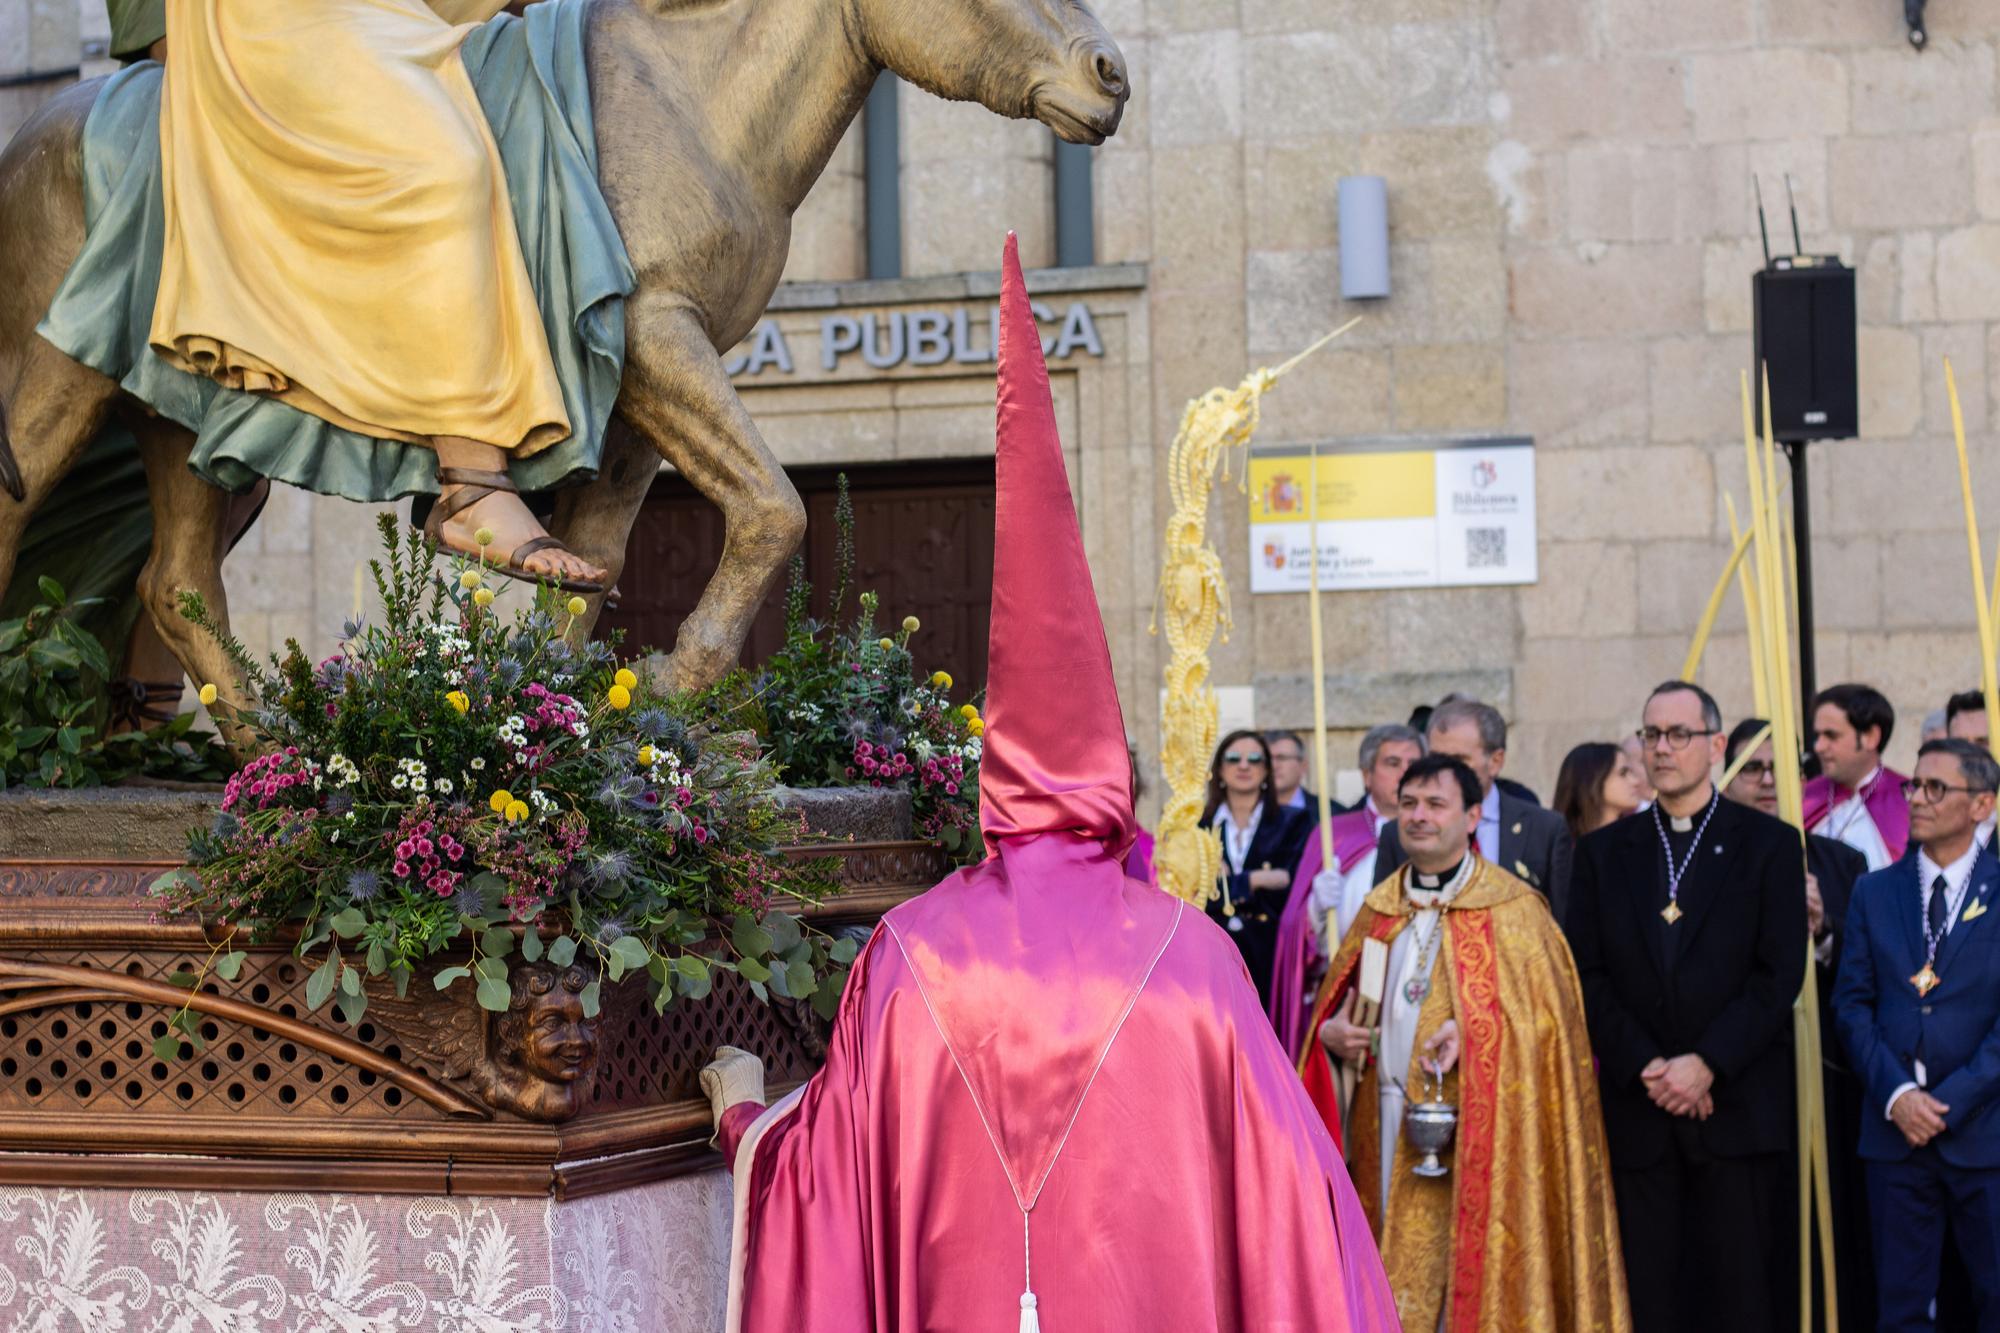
[0,341,117,596]
[131,417,256,754]
[600,297,804,691]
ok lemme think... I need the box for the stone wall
[777,0,2000,794]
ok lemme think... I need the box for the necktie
[1930,873,1950,939]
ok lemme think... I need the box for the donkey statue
[0,0,1127,730]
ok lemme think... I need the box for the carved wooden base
[0,838,945,1197]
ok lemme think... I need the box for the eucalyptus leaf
[731,914,775,959]
[365,941,387,975]
[306,954,338,1009]
[830,936,859,966]
[433,965,471,989]
[336,989,368,1025]
[166,970,200,990]
[392,965,413,998]
[480,927,515,960]
[329,907,367,938]
[784,960,818,999]
[339,965,362,997]
[547,936,577,967]
[747,978,769,1004]
[519,929,543,963]
[214,950,246,982]
[610,935,650,970]
[763,912,802,954]
[474,955,509,982]
[580,980,601,1018]
[475,976,512,1011]
[151,1034,181,1062]
[737,956,772,984]
[811,978,842,1020]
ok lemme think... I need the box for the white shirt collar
[1481,784,1501,822]
[1918,840,1980,892]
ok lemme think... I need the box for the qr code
[1466,527,1507,568]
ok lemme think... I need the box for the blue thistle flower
[630,707,671,741]
[494,658,525,688]
[341,617,364,640]
[209,811,242,840]
[346,870,381,903]
[451,883,486,917]
[594,918,628,945]
[587,848,634,890]
[324,791,355,818]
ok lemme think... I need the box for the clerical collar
[1669,814,1694,833]
[1409,855,1472,900]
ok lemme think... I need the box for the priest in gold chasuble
[1300,753,1631,1333]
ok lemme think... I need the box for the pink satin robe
[720,832,1399,1331]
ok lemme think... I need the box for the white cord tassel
[1018,1210,1041,1331]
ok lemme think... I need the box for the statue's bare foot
[437,484,609,586]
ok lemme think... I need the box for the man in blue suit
[1834,737,2000,1331]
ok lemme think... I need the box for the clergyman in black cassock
[1567,682,1807,1333]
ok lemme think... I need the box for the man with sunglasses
[1834,739,2000,1332]
[1724,718,1875,1329]
[1566,680,1807,1333]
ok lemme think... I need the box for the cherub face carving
[489,964,598,1119]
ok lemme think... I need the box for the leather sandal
[423,467,608,596]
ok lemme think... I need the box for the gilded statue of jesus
[143,0,606,590]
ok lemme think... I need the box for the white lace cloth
[0,1170,733,1331]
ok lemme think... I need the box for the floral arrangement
[151,516,846,1054]
[694,477,986,860]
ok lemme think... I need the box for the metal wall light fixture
[1338,176,1390,300]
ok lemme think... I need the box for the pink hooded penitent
[718,234,1398,1332]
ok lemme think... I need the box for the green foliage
[154,514,850,1041]
[0,577,229,790]
[688,480,984,861]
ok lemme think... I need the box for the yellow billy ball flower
[566,595,588,617]
[458,569,481,591]
[877,637,894,651]
[638,745,656,767]
[614,667,639,690]
[197,683,218,707]
[489,789,513,814]
[968,718,985,736]
[445,690,469,715]
[473,526,496,549]
[607,683,633,710]
[504,799,531,824]
[472,587,495,607]
[959,703,979,720]
[902,615,920,633]
[931,671,953,690]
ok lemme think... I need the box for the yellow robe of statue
[1299,859,1632,1333]
[152,0,570,455]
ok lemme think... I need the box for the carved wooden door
[604,456,996,694]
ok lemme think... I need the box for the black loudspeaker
[1752,257,1858,442]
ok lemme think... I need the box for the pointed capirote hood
[977,233,1137,853]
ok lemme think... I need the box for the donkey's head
[857,0,1129,144]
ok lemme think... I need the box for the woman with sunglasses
[1200,729,1312,1008]
[1553,741,1649,845]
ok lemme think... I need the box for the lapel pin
[1967,899,1989,922]
[1512,822,1522,835]
[1714,845,1724,854]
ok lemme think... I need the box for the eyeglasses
[1733,760,1776,781]
[1637,726,1719,751]
[1902,777,1984,803]
[1222,752,1266,767]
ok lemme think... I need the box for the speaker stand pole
[1783,440,1818,718]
